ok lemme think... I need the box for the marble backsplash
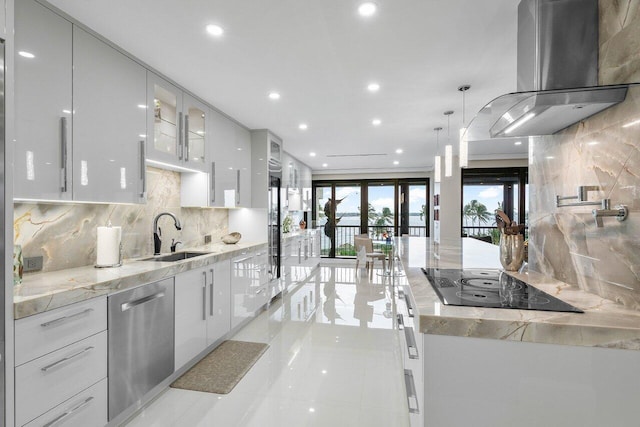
[529,0,640,310]
[14,167,228,273]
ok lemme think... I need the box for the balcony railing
[319,224,428,257]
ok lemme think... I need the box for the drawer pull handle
[43,396,94,427]
[256,288,263,295]
[41,346,94,372]
[404,326,419,360]
[404,369,420,414]
[403,291,414,318]
[396,313,405,330]
[40,308,94,328]
[121,292,165,311]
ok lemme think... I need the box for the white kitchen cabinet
[174,259,232,369]
[235,123,252,207]
[24,378,108,427]
[147,72,208,172]
[174,266,209,369]
[0,0,6,38]
[15,331,108,426]
[231,250,256,329]
[72,27,147,204]
[206,260,231,346]
[14,0,73,201]
[251,130,283,209]
[181,108,236,208]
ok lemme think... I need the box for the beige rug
[171,340,269,394]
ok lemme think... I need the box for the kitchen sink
[142,251,211,262]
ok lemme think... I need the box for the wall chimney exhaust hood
[466,0,633,142]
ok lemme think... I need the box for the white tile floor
[124,265,409,427]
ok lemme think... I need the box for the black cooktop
[422,268,583,313]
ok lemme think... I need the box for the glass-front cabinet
[147,72,207,172]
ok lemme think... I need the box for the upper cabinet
[251,130,283,209]
[15,0,73,201]
[15,0,146,204]
[147,72,207,172]
[181,109,251,208]
[72,27,147,204]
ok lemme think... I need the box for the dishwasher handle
[121,292,165,312]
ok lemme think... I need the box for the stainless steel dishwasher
[108,277,175,421]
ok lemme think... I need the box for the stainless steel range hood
[466,0,631,141]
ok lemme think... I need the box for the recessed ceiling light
[358,2,377,17]
[139,134,147,138]
[372,118,381,126]
[310,152,316,157]
[237,148,242,151]
[268,92,281,100]
[206,24,224,37]
[18,51,35,59]
[322,163,328,168]
[514,141,522,145]
[395,148,403,154]
[299,123,308,130]
[393,160,399,165]
[367,82,380,92]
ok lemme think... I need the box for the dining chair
[354,236,386,280]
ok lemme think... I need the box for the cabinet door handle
[211,162,216,203]
[184,114,190,161]
[41,346,94,372]
[202,272,207,321]
[236,169,241,205]
[209,269,214,316]
[42,396,94,427]
[121,292,165,311]
[404,326,419,360]
[140,140,147,198]
[40,308,94,328]
[404,369,420,414]
[403,291,414,318]
[178,112,184,160]
[60,117,68,193]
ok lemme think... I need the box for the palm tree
[375,207,393,226]
[475,203,492,225]
[366,203,378,224]
[463,200,492,233]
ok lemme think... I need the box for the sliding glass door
[313,178,429,258]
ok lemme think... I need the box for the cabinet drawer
[23,378,107,427]
[16,331,108,426]
[16,297,107,366]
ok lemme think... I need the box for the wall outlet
[24,256,43,272]
[204,235,212,244]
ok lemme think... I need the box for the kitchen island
[397,237,640,427]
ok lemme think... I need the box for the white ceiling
[47,0,526,172]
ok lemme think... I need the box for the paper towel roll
[97,226,122,267]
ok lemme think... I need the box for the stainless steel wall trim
[121,292,165,312]
[42,396,94,427]
[40,346,94,372]
[40,308,94,328]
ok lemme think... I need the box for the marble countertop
[400,237,640,350]
[14,241,267,320]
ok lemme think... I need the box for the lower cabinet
[23,378,107,427]
[397,285,424,427]
[231,247,270,330]
[14,298,108,427]
[175,259,231,370]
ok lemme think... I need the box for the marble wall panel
[14,167,228,273]
[530,1,640,310]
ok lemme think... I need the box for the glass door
[400,182,429,236]
[367,183,395,239]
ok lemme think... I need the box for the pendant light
[433,127,442,183]
[444,110,454,177]
[458,85,471,168]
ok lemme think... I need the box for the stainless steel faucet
[592,201,628,227]
[153,212,182,255]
